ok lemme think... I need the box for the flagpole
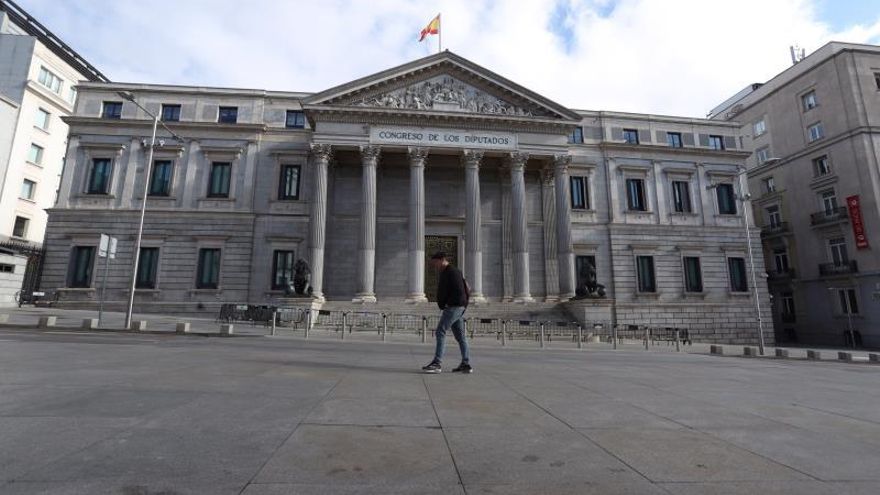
[438,13,442,53]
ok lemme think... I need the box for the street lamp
[117,91,185,330]
[707,169,767,355]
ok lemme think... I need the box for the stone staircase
[317,300,575,323]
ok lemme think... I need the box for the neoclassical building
[43,51,771,343]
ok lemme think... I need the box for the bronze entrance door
[424,235,458,302]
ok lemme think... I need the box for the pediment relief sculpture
[348,75,550,118]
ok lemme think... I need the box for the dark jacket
[437,264,468,309]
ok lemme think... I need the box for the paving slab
[304,397,438,427]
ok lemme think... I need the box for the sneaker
[422,361,442,374]
[452,364,473,374]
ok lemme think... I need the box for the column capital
[408,146,429,166]
[506,152,529,170]
[540,166,555,184]
[461,149,484,169]
[310,143,333,162]
[553,153,572,171]
[360,145,381,165]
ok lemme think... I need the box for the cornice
[61,116,268,134]
[600,142,751,159]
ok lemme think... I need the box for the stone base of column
[558,292,575,302]
[469,294,487,305]
[512,295,535,303]
[352,294,377,303]
[544,295,561,303]
[405,294,428,303]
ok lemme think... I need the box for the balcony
[761,222,790,237]
[767,268,796,280]
[810,207,848,226]
[818,260,858,277]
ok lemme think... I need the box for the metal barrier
[217,304,277,326]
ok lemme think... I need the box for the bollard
[710,345,723,355]
[868,353,879,363]
[81,318,98,329]
[220,323,234,336]
[838,352,853,362]
[612,324,618,350]
[539,323,545,348]
[130,320,148,332]
[674,328,681,352]
[0,314,9,324]
[305,310,311,339]
[341,313,347,340]
[381,314,387,342]
[38,315,56,328]
[176,322,191,334]
[421,317,427,343]
[271,310,277,336]
[775,348,789,358]
[807,350,821,360]
[743,346,758,357]
[501,320,507,346]
[644,327,649,350]
[577,325,583,349]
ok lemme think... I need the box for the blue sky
[14,0,880,117]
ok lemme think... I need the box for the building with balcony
[712,42,880,347]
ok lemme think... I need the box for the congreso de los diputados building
[42,51,771,343]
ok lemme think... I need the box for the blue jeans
[433,306,469,365]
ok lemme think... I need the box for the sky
[15,0,880,117]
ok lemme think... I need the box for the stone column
[406,147,429,302]
[462,150,486,303]
[508,152,533,302]
[500,165,514,301]
[541,166,559,302]
[308,143,333,302]
[553,154,576,299]
[354,145,381,303]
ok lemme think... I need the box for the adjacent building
[712,42,880,347]
[42,51,771,343]
[0,0,108,250]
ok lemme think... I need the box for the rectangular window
[766,205,782,228]
[272,250,296,289]
[67,246,95,288]
[708,135,725,150]
[753,119,766,136]
[728,257,748,292]
[773,248,790,272]
[683,256,703,292]
[161,104,181,122]
[218,106,238,123]
[207,162,231,198]
[37,66,62,93]
[196,248,221,289]
[278,164,301,200]
[671,180,691,213]
[802,90,817,111]
[20,179,36,200]
[623,129,639,145]
[570,176,588,210]
[12,216,28,237]
[626,178,646,211]
[875,72,880,90]
[102,101,122,119]
[821,189,838,215]
[813,155,831,176]
[149,160,173,196]
[28,143,44,164]
[285,110,305,128]
[808,122,824,142]
[68,86,77,104]
[636,256,656,292]
[762,176,775,194]
[35,108,50,130]
[716,183,737,214]
[782,293,795,316]
[666,132,682,148]
[575,255,597,293]
[838,288,859,315]
[136,247,160,289]
[86,158,112,194]
[756,147,770,164]
[829,237,848,266]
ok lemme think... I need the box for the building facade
[0,0,108,248]
[43,51,771,343]
[712,42,880,347]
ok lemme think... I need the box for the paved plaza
[0,322,878,494]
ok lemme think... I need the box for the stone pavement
[0,325,878,494]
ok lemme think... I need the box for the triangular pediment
[303,51,581,122]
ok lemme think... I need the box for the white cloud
[20,0,880,117]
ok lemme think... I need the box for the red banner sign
[847,195,870,249]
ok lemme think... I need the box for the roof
[0,0,108,82]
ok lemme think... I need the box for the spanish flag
[419,14,440,42]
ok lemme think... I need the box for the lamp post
[117,91,184,330]
[707,169,766,355]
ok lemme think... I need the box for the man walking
[422,252,473,374]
